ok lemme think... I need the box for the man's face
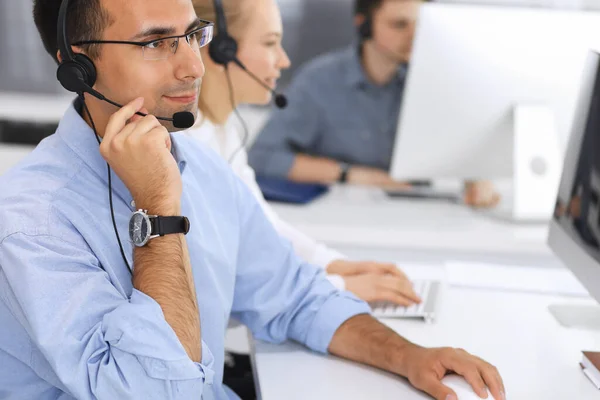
[87,0,205,131]
[371,0,422,63]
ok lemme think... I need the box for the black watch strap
[338,162,351,183]
[150,216,190,237]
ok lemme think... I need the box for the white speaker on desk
[510,105,562,221]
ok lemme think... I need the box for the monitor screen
[553,52,600,264]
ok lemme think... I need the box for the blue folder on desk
[256,176,329,204]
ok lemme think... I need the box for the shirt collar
[57,100,188,208]
[346,44,409,89]
[345,45,368,88]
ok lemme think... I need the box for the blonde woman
[187,0,421,309]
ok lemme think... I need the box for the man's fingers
[377,288,415,307]
[419,376,458,400]
[104,97,145,143]
[479,364,505,400]
[100,119,139,158]
[129,107,149,124]
[376,262,406,278]
[462,370,490,399]
[491,193,501,207]
[448,355,491,399]
[146,126,172,151]
[381,276,421,303]
[128,115,162,142]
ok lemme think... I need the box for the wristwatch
[338,162,351,183]
[128,209,190,247]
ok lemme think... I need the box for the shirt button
[130,200,136,209]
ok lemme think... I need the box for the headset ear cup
[359,18,372,40]
[73,53,97,87]
[56,53,97,94]
[208,33,238,66]
[57,61,88,93]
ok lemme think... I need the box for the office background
[2,0,600,94]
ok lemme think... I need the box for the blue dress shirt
[0,102,370,400]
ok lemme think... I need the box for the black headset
[358,15,373,40]
[208,0,238,67]
[56,0,98,95]
[208,0,287,109]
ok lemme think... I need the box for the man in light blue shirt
[0,97,371,399]
[0,0,505,399]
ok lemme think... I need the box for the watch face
[129,211,149,246]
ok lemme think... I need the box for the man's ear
[354,14,366,28]
[57,50,63,63]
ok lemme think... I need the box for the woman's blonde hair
[193,0,251,40]
[193,0,253,121]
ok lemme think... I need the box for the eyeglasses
[72,22,214,61]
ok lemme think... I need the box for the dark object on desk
[385,186,462,203]
[0,119,58,145]
[256,176,328,204]
[223,352,256,400]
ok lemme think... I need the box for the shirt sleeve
[0,233,214,400]
[232,147,347,290]
[247,71,324,179]
[229,177,371,353]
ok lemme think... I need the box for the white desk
[252,288,600,400]
[252,187,598,399]
[270,185,551,257]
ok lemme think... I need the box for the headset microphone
[230,57,287,109]
[73,83,195,129]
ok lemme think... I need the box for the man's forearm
[288,154,342,184]
[133,205,201,363]
[328,314,418,377]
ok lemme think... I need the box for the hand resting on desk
[345,166,500,209]
[329,315,505,400]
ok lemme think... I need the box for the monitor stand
[548,303,600,331]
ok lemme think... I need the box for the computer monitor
[389,3,600,220]
[548,51,600,315]
[391,3,600,180]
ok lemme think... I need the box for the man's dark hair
[354,0,429,17]
[33,0,113,64]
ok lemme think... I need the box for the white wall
[439,0,599,9]
[0,0,62,94]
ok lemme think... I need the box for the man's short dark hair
[33,0,113,64]
[354,0,429,17]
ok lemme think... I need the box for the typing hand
[464,180,500,209]
[327,260,405,277]
[343,274,421,306]
[347,166,411,189]
[99,97,182,214]
[400,346,505,400]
